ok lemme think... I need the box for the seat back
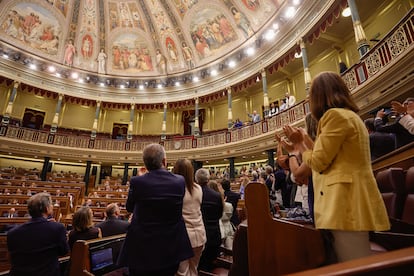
[402,167,414,224]
[376,168,405,219]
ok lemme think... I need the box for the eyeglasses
[403,100,413,106]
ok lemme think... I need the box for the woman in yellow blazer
[282,71,390,262]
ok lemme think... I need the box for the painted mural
[108,1,145,31]
[190,8,237,59]
[44,0,69,17]
[173,0,199,18]
[1,3,61,55]
[111,33,153,73]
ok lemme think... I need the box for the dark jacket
[224,190,241,226]
[123,169,193,272]
[7,217,69,276]
[95,216,129,237]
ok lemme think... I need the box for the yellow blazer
[303,108,390,231]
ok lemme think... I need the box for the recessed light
[342,7,351,17]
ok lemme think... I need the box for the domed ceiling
[0,0,334,103]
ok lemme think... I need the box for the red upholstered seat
[401,167,414,225]
[376,168,405,219]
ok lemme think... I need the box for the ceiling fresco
[0,0,283,77]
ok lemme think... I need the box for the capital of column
[13,81,20,89]
[260,69,266,78]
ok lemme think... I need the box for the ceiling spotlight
[78,78,84,83]
[264,29,276,41]
[29,63,37,70]
[292,0,301,5]
[285,6,296,18]
[228,60,236,68]
[55,72,61,77]
[157,83,163,88]
[294,52,302,58]
[48,66,56,73]
[193,76,199,82]
[71,72,79,79]
[2,54,9,59]
[175,81,180,86]
[342,7,351,17]
[100,83,105,87]
[272,22,279,30]
[246,47,255,56]
[210,69,218,76]
[139,84,144,90]
[256,76,260,82]
[120,84,125,89]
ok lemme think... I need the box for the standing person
[7,192,69,275]
[281,71,390,262]
[195,168,223,272]
[124,143,193,276]
[285,92,296,108]
[247,110,260,123]
[173,159,206,276]
[221,179,240,226]
[95,203,129,237]
[68,206,102,250]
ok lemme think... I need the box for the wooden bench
[69,234,126,276]
[285,246,414,275]
[0,195,71,215]
[0,205,60,222]
[243,182,326,275]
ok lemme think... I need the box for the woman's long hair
[309,72,359,121]
[173,159,195,195]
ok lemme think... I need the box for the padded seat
[376,168,405,219]
[401,167,414,225]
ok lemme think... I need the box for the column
[299,39,312,94]
[194,97,200,136]
[128,104,135,140]
[2,81,19,125]
[229,157,235,180]
[83,161,92,195]
[122,163,129,185]
[40,157,50,181]
[51,94,63,133]
[266,149,275,169]
[261,69,269,118]
[227,87,233,129]
[347,0,370,57]
[91,101,101,139]
[161,102,167,140]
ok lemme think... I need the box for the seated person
[3,207,18,218]
[364,118,395,160]
[68,206,102,250]
[374,99,414,148]
[7,193,69,275]
[392,97,414,135]
[95,203,129,237]
[233,118,243,128]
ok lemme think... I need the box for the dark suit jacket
[374,117,414,148]
[201,185,224,248]
[369,132,396,160]
[123,169,193,272]
[95,216,129,237]
[224,190,241,226]
[7,216,69,276]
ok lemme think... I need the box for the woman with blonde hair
[173,159,206,276]
[281,71,389,262]
[68,206,101,250]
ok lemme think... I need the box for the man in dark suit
[124,143,193,276]
[196,168,223,272]
[7,192,69,276]
[221,179,240,226]
[364,118,396,160]
[95,203,129,237]
[374,106,414,148]
[3,207,18,218]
